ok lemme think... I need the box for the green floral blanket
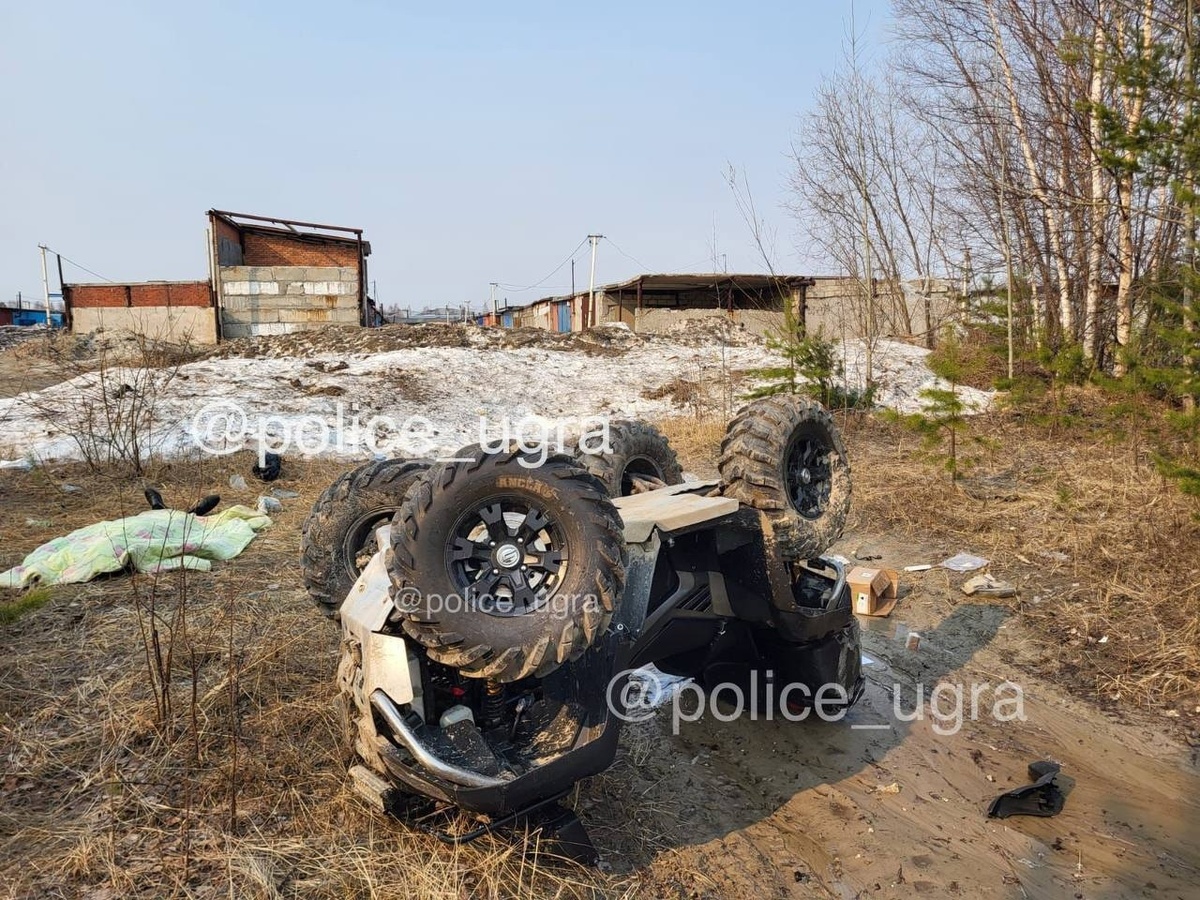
[0,506,271,589]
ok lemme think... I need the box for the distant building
[0,295,66,328]
[60,209,377,345]
[389,305,476,325]
[209,209,375,339]
[476,303,516,329]
[512,274,813,336]
[507,272,958,340]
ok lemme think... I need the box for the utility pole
[586,234,603,329]
[38,244,51,328]
[489,282,498,321]
[712,212,719,272]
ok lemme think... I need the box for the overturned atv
[301,420,683,619]
[303,397,858,862]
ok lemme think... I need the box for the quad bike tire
[335,633,384,773]
[718,395,851,560]
[575,418,684,497]
[388,445,627,683]
[301,458,434,617]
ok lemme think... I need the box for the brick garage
[59,210,377,345]
[209,210,374,337]
[64,281,218,344]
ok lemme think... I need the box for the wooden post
[56,254,71,330]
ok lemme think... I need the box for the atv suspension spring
[482,681,506,729]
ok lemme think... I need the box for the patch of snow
[839,339,994,414]
[0,330,994,466]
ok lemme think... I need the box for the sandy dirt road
[582,533,1200,899]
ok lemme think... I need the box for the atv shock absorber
[482,680,506,729]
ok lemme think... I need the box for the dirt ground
[593,529,1200,898]
[0,331,74,398]
[1,398,1198,897]
[633,416,1200,899]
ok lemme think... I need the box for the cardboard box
[848,566,900,617]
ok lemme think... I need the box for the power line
[494,283,573,295]
[497,237,589,293]
[673,255,723,273]
[44,248,115,283]
[602,236,651,273]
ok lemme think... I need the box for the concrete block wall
[603,295,637,327]
[806,277,957,340]
[218,266,360,338]
[65,281,217,344]
[805,278,866,338]
[632,307,786,337]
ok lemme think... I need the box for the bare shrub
[20,329,194,475]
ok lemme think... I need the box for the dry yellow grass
[844,407,1200,711]
[653,417,727,480]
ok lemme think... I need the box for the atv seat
[612,480,739,543]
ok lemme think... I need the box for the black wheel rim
[784,428,834,520]
[445,494,569,617]
[620,456,664,496]
[343,509,396,578]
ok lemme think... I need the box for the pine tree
[745,300,848,406]
[893,327,974,481]
[1131,0,1200,497]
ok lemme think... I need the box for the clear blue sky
[1,0,890,312]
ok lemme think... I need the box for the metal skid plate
[341,524,416,708]
[364,632,415,707]
[340,525,394,642]
[612,479,739,543]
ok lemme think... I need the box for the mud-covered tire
[335,635,384,772]
[388,445,627,682]
[301,458,434,617]
[575,419,684,497]
[718,396,851,560]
